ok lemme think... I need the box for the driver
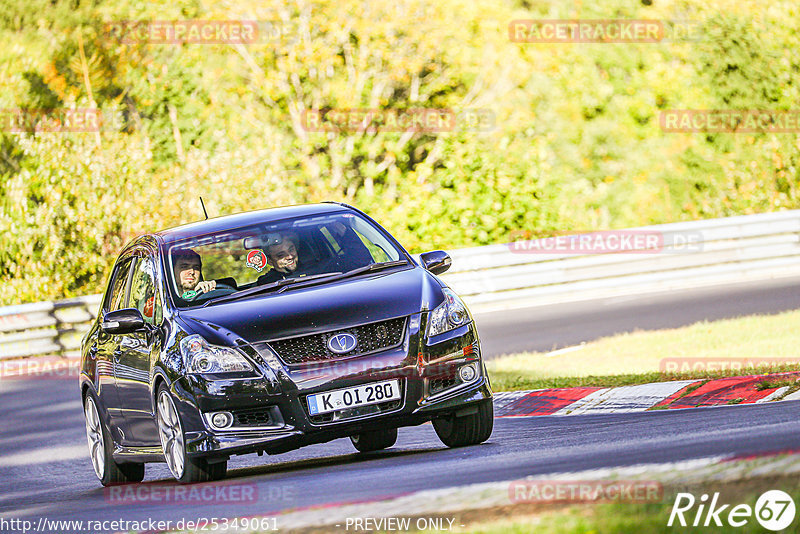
[172,248,216,298]
[257,233,305,285]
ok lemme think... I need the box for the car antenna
[199,197,209,220]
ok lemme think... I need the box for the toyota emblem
[327,333,357,354]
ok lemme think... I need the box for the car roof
[152,203,351,246]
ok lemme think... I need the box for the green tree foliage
[0,0,799,304]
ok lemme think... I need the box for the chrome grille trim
[259,316,407,365]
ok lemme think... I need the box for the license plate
[307,380,401,416]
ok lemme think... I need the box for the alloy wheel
[84,396,105,480]
[157,390,185,479]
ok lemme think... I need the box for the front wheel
[433,399,494,448]
[156,384,227,483]
[350,428,398,452]
[84,393,145,486]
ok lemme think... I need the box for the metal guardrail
[1,211,799,361]
[441,210,800,309]
[0,295,101,360]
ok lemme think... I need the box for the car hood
[175,267,442,345]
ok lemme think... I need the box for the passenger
[258,233,304,285]
[172,248,216,298]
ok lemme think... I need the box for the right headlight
[427,287,471,337]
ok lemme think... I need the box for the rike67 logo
[668,490,796,531]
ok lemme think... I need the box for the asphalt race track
[2,377,800,530]
[1,276,800,530]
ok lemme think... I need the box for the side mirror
[101,308,145,335]
[419,250,452,275]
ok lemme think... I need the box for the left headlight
[180,334,253,374]
[427,287,472,337]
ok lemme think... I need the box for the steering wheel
[181,282,237,302]
[310,256,344,274]
[311,255,367,275]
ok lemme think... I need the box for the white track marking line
[544,343,586,358]
[756,386,790,403]
[780,389,800,402]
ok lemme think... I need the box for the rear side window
[105,257,134,312]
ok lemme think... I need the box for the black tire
[350,427,398,452]
[433,399,494,448]
[83,392,145,486]
[156,384,227,483]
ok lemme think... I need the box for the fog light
[458,363,478,383]
[210,411,233,429]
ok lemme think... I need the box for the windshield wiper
[333,260,409,281]
[201,272,340,307]
[266,260,409,294]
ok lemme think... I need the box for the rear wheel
[84,393,145,486]
[433,399,493,448]
[350,427,398,452]
[156,384,227,483]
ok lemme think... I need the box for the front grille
[231,407,278,427]
[266,317,407,365]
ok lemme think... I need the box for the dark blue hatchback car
[80,202,493,485]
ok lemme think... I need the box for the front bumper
[171,317,492,459]
[183,377,492,458]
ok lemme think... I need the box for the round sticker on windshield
[246,249,268,272]
[181,290,198,300]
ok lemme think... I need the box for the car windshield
[166,211,406,308]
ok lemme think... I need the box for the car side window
[130,256,162,325]
[105,257,135,312]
